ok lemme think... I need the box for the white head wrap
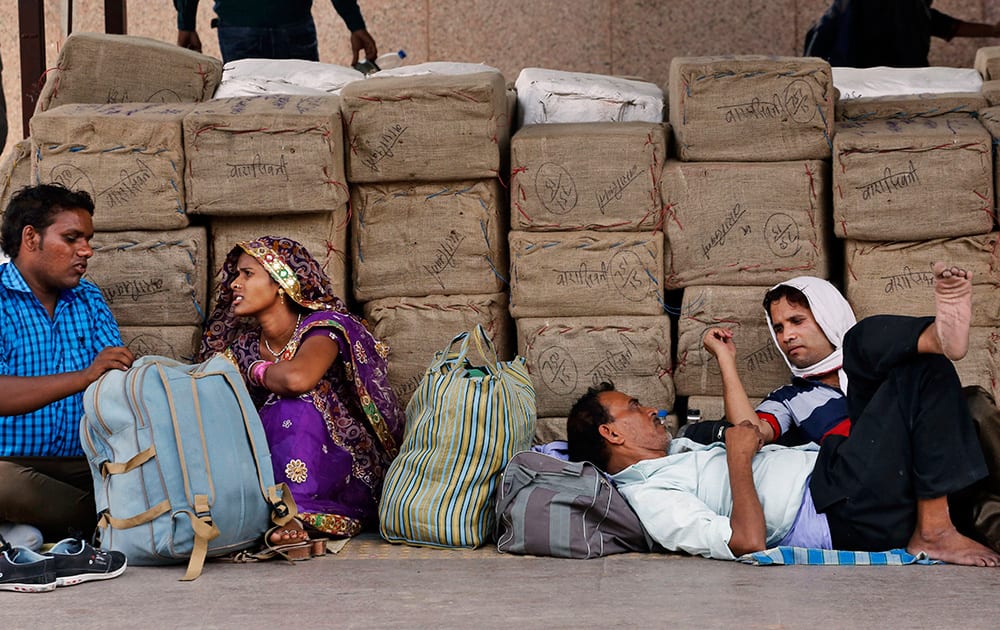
[763,276,856,392]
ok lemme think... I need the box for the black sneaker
[0,540,56,593]
[45,538,127,587]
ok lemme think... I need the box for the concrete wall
[2,0,1000,160]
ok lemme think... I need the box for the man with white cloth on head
[565,264,1000,566]
[694,265,996,564]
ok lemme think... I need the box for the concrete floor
[8,534,999,629]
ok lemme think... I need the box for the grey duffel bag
[495,450,654,558]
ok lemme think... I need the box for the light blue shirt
[613,437,819,560]
[0,262,122,456]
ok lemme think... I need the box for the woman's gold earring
[278,288,285,303]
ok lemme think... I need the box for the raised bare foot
[908,526,1000,567]
[932,262,973,361]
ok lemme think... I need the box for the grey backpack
[495,451,654,558]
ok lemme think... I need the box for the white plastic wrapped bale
[954,328,999,400]
[351,180,507,301]
[363,293,512,406]
[184,95,347,215]
[214,58,364,98]
[208,208,349,311]
[341,71,508,183]
[661,160,830,289]
[119,326,201,363]
[514,68,664,126]
[516,315,674,418]
[836,92,988,122]
[0,140,33,218]
[844,234,1000,326]
[377,61,503,78]
[509,230,664,318]
[673,285,791,398]
[668,56,834,162]
[833,66,982,101]
[36,33,222,113]
[31,103,192,231]
[510,122,668,231]
[975,47,1000,81]
[86,227,208,327]
[833,117,993,242]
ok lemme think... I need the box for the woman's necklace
[263,313,302,360]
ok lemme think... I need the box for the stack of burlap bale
[183,93,351,326]
[25,33,223,362]
[976,47,1000,106]
[339,67,514,409]
[508,68,677,442]
[665,56,836,423]
[834,82,998,400]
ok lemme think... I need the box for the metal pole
[105,0,127,34]
[18,0,45,138]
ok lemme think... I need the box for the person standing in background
[174,0,378,65]
[805,0,1000,68]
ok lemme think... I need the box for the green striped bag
[379,325,536,548]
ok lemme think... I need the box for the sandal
[263,522,312,562]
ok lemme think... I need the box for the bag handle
[433,325,500,371]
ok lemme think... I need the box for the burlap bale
[517,315,674,418]
[983,81,1000,107]
[120,326,200,363]
[363,292,512,406]
[341,71,508,183]
[685,396,728,422]
[0,140,33,217]
[668,56,834,161]
[833,117,993,241]
[662,160,830,289]
[977,107,1000,211]
[674,285,791,398]
[510,122,668,231]
[509,230,664,318]
[844,234,1000,326]
[352,180,507,301]
[31,103,192,231]
[36,33,222,113]
[184,95,347,215]
[86,227,208,327]
[954,327,999,400]
[208,208,349,311]
[534,417,568,445]
[975,46,1000,81]
[836,92,988,122]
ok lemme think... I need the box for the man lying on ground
[566,263,1000,565]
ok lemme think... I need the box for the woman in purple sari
[201,236,403,540]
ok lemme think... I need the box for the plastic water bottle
[373,50,407,71]
[354,50,407,75]
[657,409,669,426]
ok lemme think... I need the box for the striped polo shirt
[755,376,850,445]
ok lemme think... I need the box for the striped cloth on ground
[739,546,940,566]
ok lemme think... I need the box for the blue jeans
[216,17,320,63]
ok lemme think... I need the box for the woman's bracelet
[248,360,274,387]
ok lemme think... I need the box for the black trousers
[809,315,988,551]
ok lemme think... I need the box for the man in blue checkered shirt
[0,184,134,543]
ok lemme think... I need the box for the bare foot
[269,521,310,560]
[932,262,973,361]
[908,526,1000,567]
